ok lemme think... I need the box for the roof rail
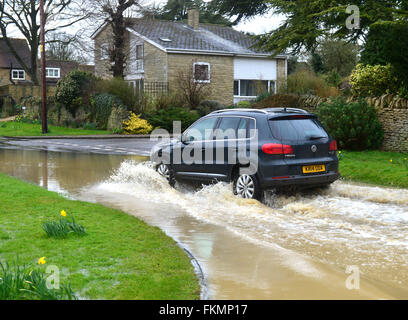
[210,108,269,115]
[265,108,308,114]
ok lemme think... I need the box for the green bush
[55,70,96,117]
[349,64,399,97]
[95,77,141,113]
[318,97,384,150]
[91,93,125,130]
[252,94,300,109]
[236,100,252,108]
[195,100,224,117]
[280,70,339,97]
[145,107,200,132]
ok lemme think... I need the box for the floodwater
[1,147,408,299]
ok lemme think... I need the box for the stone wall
[144,42,168,83]
[94,24,115,79]
[297,94,408,153]
[167,53,234,106]
[0,84,55,102]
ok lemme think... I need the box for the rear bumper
[261,172,340,189]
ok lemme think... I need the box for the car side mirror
[181,135,194,144]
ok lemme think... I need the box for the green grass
[0,121,110,136]
[339,150,408,189]
[0,174,200,300]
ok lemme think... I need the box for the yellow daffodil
[38,257,46,265]
[338,151,342,154]
[60,210,67,217]
[390,159,393,163]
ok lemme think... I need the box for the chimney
[188,9,199,30]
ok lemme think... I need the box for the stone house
[0,38,32,86]
[92,9,288,106]
[0,38,94,87]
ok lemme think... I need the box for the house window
[135,44,144,71]
[194,62,210,83]
[11,69,25,80]
[128,79,144,95]
[234,80,276,97]
[45,68,60,78]
[101,43,109,60]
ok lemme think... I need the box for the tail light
[329,140,338,151]
[262,143,294,155]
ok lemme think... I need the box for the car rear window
[269,119,328,141]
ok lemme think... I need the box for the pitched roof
[126,19,272,56]
[0,38,31,69]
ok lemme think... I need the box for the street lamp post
[40,0,48,134]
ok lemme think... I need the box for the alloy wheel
[157,164,170,180]
[236,174,255,199]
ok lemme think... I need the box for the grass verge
[339,150,408,189]
[0,173,200,299]
[0,122,110,136]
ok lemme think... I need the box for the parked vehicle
[151,108,340,200]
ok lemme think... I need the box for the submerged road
[0,137,159,157]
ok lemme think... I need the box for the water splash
[94,161,408,288]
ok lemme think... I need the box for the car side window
[237,118,248,139]
[247,119,256,138]
[214,117,242,140]
[183,117,218,142]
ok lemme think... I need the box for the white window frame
[45,67,60,78]
[11,69,25,80]
[101,43,109,60]
[193,62,211,83]
[234,79,276,97]
[135,44,144,71]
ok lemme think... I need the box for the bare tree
[46,31,89,63]
[0,0,87,85]
[176,61,212,109]
[84,0,145,78]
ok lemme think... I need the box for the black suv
[151,108,340,200]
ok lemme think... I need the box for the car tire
[233,172,262,200]
[156,163,176,187]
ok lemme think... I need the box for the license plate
[302,164,326,174]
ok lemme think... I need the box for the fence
[143,81,168,97]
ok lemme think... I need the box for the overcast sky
[4,0,286,63]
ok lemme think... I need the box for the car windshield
[269,118,328,141]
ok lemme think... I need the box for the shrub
[148,93,182,112]
[317,97,384,150]
[107,106,129,132]
[280,70,339,98]
[236,100,252,108]
[95,77,141,113]
[144,107,200,132]
[123,112,153,135]
[55,70,96,116]
[349,63,399,97]
[175,63,212,108]
[0,260,76,300]
[196,100,224,117]
[91,93,125,130]
[252,94,300,109]
[323,70,342,88]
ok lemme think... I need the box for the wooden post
[40,0,48,134]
